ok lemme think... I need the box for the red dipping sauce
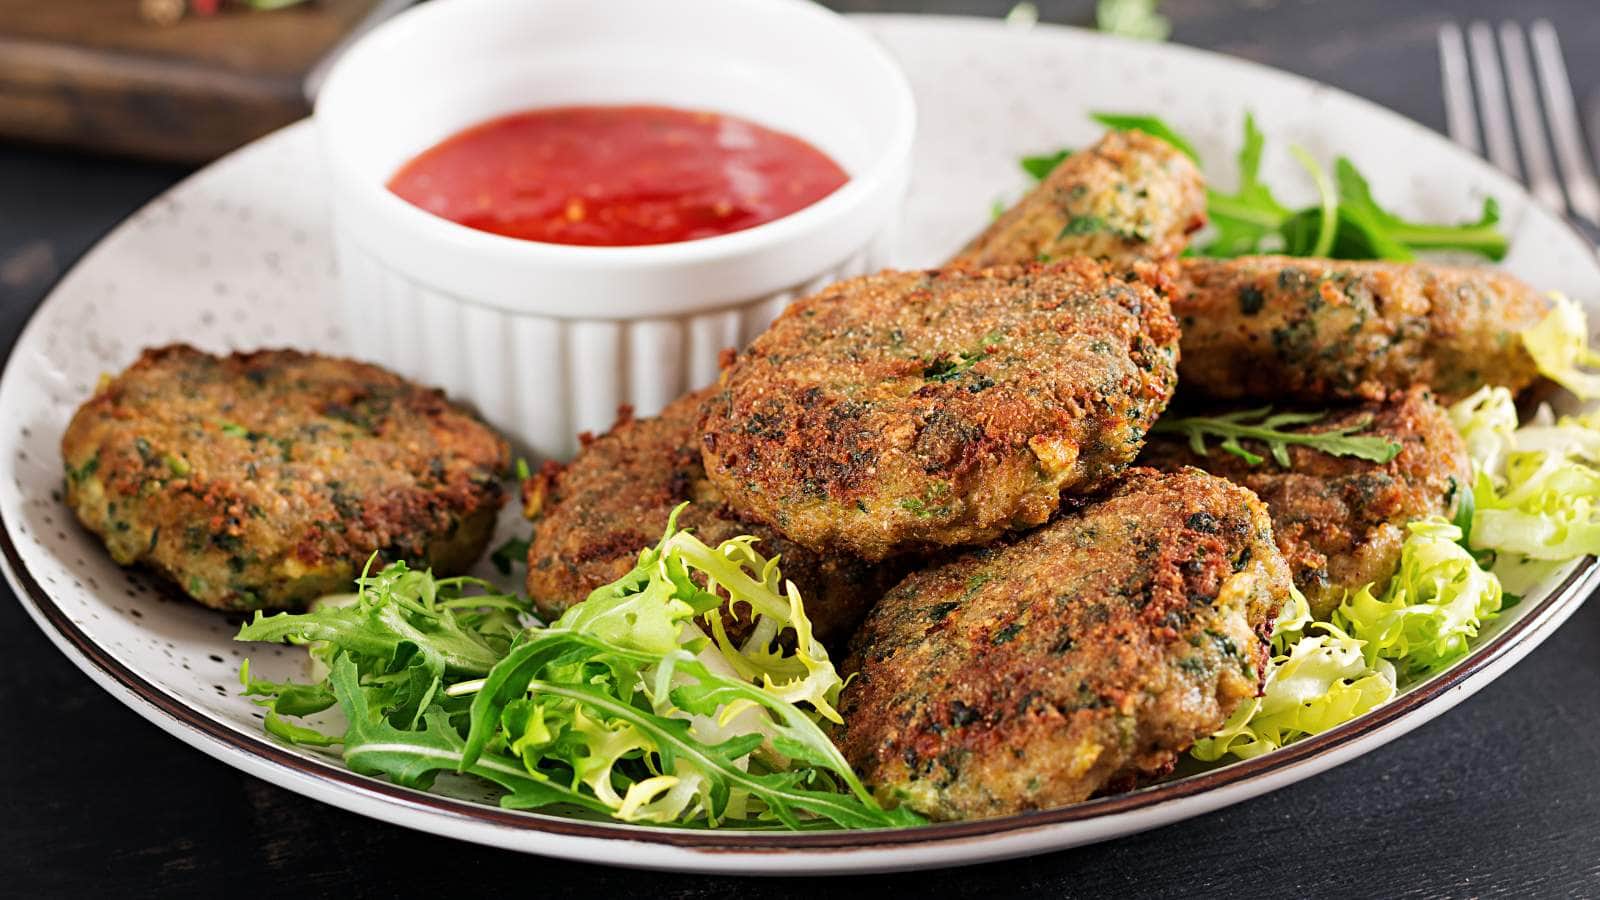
[387,105,850,247]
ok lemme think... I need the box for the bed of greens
[238,514,920,830]
[232,112,1600,832]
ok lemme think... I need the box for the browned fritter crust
[60,345,510,612]
[1173,256,1550,402]
[950,130,1207,267]
[1140,386,1471,619]
[837,468,1290,821]
[698,261,1181,561]
[524,390,901,644]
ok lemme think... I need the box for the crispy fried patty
[950,130,1206,267]
[1141,387,1471,619]
[61,345,509,611]
[1173,256,1550,402]
[698,260,1181,561]
[523,390,900,644]
[837,468,1291,821]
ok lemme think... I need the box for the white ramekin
[315,0,915,459]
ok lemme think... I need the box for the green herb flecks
[1058,214,1107,238]
[1152,407,1402,468]
[66,452,100,485]
[924,332,1005,383]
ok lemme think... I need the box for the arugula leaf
[238,659,339,746]
[327,655,615,816]
[1199,113,1292,257]
[1286,146,1337,258]
[1335,159,1508,261]
[1152,406,1402,468]
[1020,149,1071,181]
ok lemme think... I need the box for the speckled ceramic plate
[5,15,1598,875]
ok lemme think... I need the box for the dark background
[5,1,1600,896]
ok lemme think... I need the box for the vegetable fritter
[524,390,899,644]
[950,129,1206,267]
[837,468,1291,821]
[61,346,509,612]
[1174,256,1550,402]
[1141,387,1472,619]
[699,260,1181,561]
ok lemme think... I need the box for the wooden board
[0,0,392,162]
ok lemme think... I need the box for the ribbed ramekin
[315,0,916,459]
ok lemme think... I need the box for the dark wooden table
[5,2,1600,896]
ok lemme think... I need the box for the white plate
[4,15,1597,875]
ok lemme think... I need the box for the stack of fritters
[523,127,1554,822]
[521,388,905,644]
[526,130,1291,820]
[61,125,1556,824]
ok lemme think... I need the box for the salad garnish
[1451,383,1600,571]
[1191,589,1396,761]
[1150,406,1402,467]
[1522,292,1600,400]
[1198,380,1600,762]
[237,507,921,830]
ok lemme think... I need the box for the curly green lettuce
[1523,292,1600,400]
[237,507,919,830]
[1450,385,1600,563]
[1191,590,1396,761]
[1334,519,1504,677]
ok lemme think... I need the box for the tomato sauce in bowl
[387,105,850,247]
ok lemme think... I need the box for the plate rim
[6,13,1599,869]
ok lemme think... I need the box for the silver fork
[1439,19,1600,235]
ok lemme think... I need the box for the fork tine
[1439,23,1480,153]
[1467,21,1522,180]
[1498,21,1565,212]
[1530,19,1600,226]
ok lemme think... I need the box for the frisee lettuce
[236,507,920,830]
[1195,383,1597,764]
[1333,519,1504,677]
[1191,589,1396,761]
[1522,292,1600,400]
[1450,384,1600,563]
